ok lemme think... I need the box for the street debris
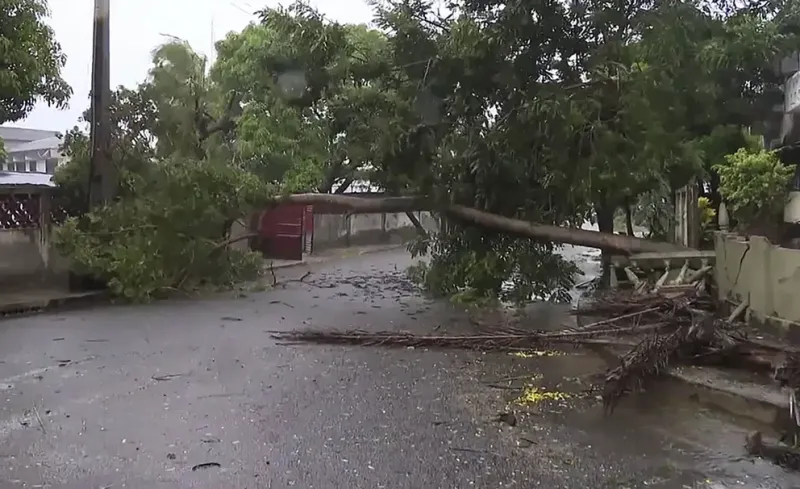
[746,431,800,470]
[191,462,221,471]
[493,411,517,426]
[269,259,800,469]
[516,386,573,406]
[31,403,46,434]
[269,288,773,411]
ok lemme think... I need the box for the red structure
[257,204,313,261]
[256,192,389,260]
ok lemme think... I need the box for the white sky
[13,0,374,132]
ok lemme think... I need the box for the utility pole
[88,0,111,209]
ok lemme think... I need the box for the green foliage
[698,196,716,229]
[0,0,71,123]
[49,0,800,305]
[51,40,273,301]
[54,158,271,301]
[53,87,159,216]
[714,147,794,228]
[408,230,577,305]
[212,4,390,192]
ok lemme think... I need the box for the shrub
[54,158,271,301]
[713,147,794,231]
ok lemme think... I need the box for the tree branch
[269,193,687,254]
[405,211,429,238]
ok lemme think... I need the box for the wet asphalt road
[0,249,798,488]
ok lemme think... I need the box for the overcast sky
[13,0,374,132]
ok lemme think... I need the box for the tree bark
[624,200,634,237]
[405,211,429,238]
[595,204,616,284]
[270,193,687,254]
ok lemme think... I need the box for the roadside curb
[665,366,787,428]
[0,291,110,319]
[0,244,409,320]
[266,243,408,271]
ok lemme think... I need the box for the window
[46,158,59,175]
[28,160,37,173]
[15,161,25,172]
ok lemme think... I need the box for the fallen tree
[270,193,687,254]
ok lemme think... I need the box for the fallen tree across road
[270,193,687,254]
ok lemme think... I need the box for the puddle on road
[293,263,797,487]
[469,348,799,489]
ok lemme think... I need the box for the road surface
[0,249,795,488]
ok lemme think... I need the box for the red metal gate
[259,204,305,260]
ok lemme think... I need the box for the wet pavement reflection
[0,248,795,488]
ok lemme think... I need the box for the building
[0,126,65,175]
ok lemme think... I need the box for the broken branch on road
[268,258,800,470]
[269,278,778,415]
[269,327,645,350]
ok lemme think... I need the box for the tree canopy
[49,0,800,302]
[0,0,71,124]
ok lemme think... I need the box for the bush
[713,147,794,231]
[54,158,272,301]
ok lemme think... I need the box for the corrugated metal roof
[0,172,55,188]
[7,136,62,153]
[0,126,58,144]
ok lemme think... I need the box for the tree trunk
[595,204,616,284]
[271,193,687,254]
[624,199,634,237]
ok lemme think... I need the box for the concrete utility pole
[88,0,111,209]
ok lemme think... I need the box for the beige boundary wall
[715,232,800,324]
[311,212,439,251]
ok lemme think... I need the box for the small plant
[713,147,794,232]
[697,196,717,247]
[698,196,716,229]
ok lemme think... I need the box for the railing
[0,194,41,230]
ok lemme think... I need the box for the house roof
[0,126,59,144]
[7,136,62,153]
[0,172,55,188]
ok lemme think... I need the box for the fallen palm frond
[576,289,715,318]
[268,324,658,351]
[602,331,679,415]
[269,283,780,417]
[600,315,744,414]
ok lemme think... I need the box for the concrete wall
[312,211,438,251]
[0,191,70,290]
[715,232,800,323]
[0,228,67,289]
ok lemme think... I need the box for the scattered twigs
[571,307,661,331]
[269,327,645,351]
[32,402,46,435]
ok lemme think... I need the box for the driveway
[0,249,794,488]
